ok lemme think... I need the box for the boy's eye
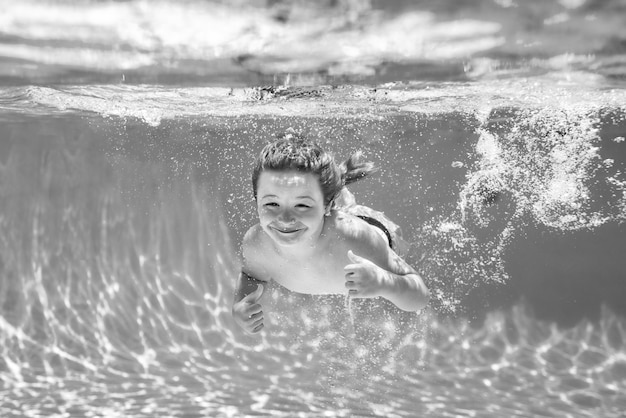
[264,202,279,207]
[296,204,311,209]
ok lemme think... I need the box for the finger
[245,303,263,317]
[247,315,264,329]
[343,264,362,274]
[347,250,365,264]
[250,323,264,333]
[345,280,357,289]
[248,310,263,320]
[348,289,358,296]
[249,314,264,328]
[242,284,264,303]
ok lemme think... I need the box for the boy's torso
[245,212,381,295]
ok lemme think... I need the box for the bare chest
[268,254,348,295]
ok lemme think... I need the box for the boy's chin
[272,239,298,247]
[270,233,304,246]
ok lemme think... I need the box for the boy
[232,136,429,334]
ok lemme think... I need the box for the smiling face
[256,170,328,248]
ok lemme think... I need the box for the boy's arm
[343,224,429,312]
[345,249,429,312]
[234,224,269,302]
[374,250,429,312]
[232,226,269,334]
[234,270,266,303]
[232,271,266,334]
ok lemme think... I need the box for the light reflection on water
[1,0,626,414]
[0,111,624,417]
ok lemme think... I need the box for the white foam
[9,78,624,126]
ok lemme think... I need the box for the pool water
[1,1,626,417]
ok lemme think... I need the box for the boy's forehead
[259,170,318,189]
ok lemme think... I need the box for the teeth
[275,227,298,233]
[270,224,302,234]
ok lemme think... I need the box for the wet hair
[252,135,378,207]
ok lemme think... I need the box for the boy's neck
[272,233,324,260]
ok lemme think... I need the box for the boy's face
[256,170,327,247]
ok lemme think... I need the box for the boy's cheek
[257,215,269,227]
[257,214,274,230]
[257,207,269,221]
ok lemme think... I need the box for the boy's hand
[344,250,386,298]
[232,284,265,334]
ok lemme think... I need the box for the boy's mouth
[272,226,301,234]
[269,224,304,234]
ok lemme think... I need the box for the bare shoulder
[331,211,388,261]
[241,224,271,282]
[332,211,416,276]
[242,224,263,249]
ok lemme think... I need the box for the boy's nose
[278,210,295,223]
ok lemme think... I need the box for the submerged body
[244,207,413,296]
[233,167,429,334]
